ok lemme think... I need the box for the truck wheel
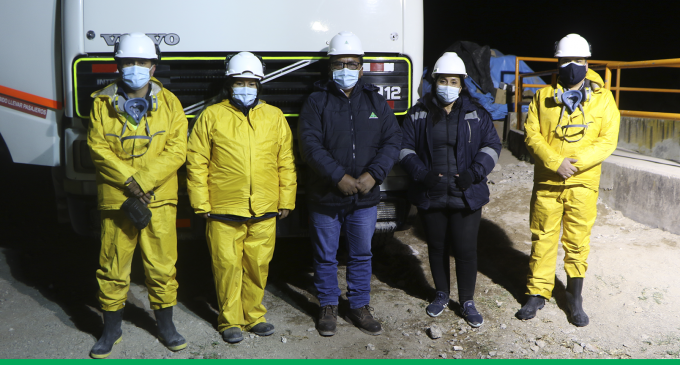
[372,232,394,249]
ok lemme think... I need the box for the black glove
[423,170,442,189]
[120,197,152,230]
[454,170,474,191]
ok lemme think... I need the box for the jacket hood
[91,77,163,99]
[215,98,266,115]
[585,68,604,89]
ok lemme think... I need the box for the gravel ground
[1,149,679,359]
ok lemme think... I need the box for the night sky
[423,0,680,113]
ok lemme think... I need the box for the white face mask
[232,87,258,107]
[436,84,460,104]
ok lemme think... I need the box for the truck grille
[73,54,412,119]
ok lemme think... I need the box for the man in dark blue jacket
[298,31,401,337]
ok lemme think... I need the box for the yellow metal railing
[512,57,680,128]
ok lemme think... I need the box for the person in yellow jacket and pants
[516,34,620,327]
[87,33,188,358]
[187,52,297,344]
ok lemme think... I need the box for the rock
[428,324,443,339]
[439,353,447,359]
[415,330,423,336]
[452,353,463,359]
[402,332,410,337]
[495,300,503,307]
[489,351,497,357]
[249,333,255,339]
[367,343,375,351]
[585,344,598,353]
[281,336,287,343]
[307,327,315,332]
[531,346,539,352]
[500,324,507,329]
[573,344,583,353]
[536,340,547,348]
[453,346,463,351]
[484,289,489,294]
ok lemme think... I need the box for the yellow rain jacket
[524,69,620,190]
[186,99,296,216]
[88,78,188,209]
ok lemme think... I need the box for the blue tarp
[489,49,546,93]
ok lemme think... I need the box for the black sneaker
[345,305,382,336]
[461,300,484,328]
[249,322,275,336]
[317,305,338,336]
[426,291,449,317]
[221,327,243,343]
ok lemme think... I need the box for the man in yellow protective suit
[516,34,620,327]
[186,52,296,344]
[87,33,188,358]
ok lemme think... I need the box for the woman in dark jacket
[399,52,501,327]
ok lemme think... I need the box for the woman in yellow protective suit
[516,34,620,327]
[186,52,297,343]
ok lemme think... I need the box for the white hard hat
[431,52,467,79]
[114,33,158,60]
[327,31,364,56]
[554,34,591,58]
[225,52,265,79]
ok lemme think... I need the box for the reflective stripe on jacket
[87,78,188,210]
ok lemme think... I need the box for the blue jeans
[308,203,377,309]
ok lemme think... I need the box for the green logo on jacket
[369,112,378,119]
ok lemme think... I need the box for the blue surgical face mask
[232,86,258,107]
[436,85,461,104]
[121,65,152,91]
[333,68,360,90]
[559,62,587,86]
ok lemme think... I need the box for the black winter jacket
[400,94,501,211]
[298,78,402,207]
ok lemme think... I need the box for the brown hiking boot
[346,305,382,335]
[317,305,338,336]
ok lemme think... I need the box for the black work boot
[250,322,275,336]
[155,307,187,351]
[346,305,382,336]
[90,309,123,359]
[566,277,589,327]
[317,305,338,336]
[516,295,545,320]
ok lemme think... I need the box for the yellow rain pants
[524,69,620,299]
[206,217,276,332]
[96,204,179,311]
[526,186,598,299]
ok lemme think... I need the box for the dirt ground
[1,149,680,359]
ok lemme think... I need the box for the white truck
[0,0,423,240]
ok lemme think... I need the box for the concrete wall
[506,127,680,235]
[600,151,680,235]
[618,117,680,163]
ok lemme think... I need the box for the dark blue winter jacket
[400,94,501,211]
[298,78,402,208]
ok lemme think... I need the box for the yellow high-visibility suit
[88,78,188,311]
[186,99,296,332]
[524,69,620,299]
